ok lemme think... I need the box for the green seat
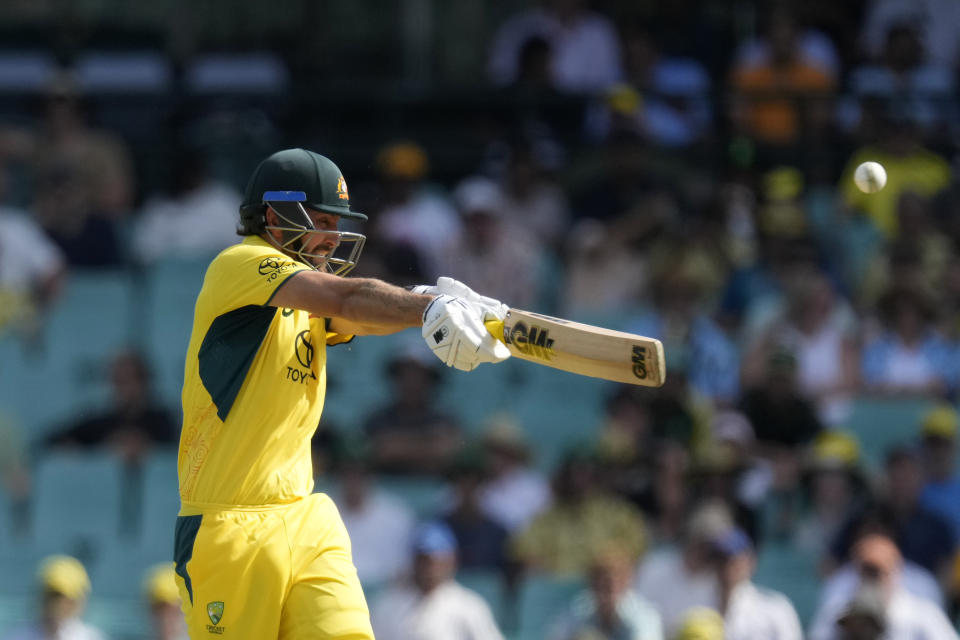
[456,568,507,628]
[513,575,584,640]
[376,475,448,519]
[843,396,936,470]
[753,542,821,626]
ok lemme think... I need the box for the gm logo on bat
[504,322,556,361]
[632,345,648,379]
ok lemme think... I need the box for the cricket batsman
[172,148,510,638]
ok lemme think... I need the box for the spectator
[838,114,951,240]
[733,4,840,79]
[739,349,823,448]
[3,554,106,640]
[512,451,647,577]
[550,546,663,640]
[794,431,869,562]
[132,147,242,264]
[370,521,504,640]
[712,527,803,640]
[860,0,960,68]
[142,563,188,640]
[917,405,960,541]
[442,175,541,309]
[363,345,462,476]
[861,285,954,397]
[689,445,761,545]
[832,584,887,640]
[487,0,623,93]
[810,533,958,640]
[830,446,955,579]
[45,348,177,464]
[442,448,510,575]
[331,440,415,588]
[0,168,65,339]
[628,440,691,546]
[1,74,134,267]
[636,501,731,636]
[496,141,571,253]
[741,268,859,426]
[728,5,836,146]
[477,415,551,534]
[371,141,461,282]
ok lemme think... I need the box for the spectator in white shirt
[4,555,106,640]
[132,148,241,264]
[712,528,802,640]
[332,442,415,588]
[809,532,958,640]
[487,0,623,93]
[477,415,551,534]
[370,521,505,640]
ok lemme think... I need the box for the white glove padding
[422,294,511,371]
[411,277,508,322]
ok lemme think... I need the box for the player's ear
[264,206,279,226]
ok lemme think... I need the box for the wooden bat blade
[484,309,665,387]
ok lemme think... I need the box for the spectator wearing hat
[794,431,869,562]
[477,414,551,534]
[4,555,106,640]
[832,584,886,640]
[551,545,663,640]
[711,527,802,640]
[369,521,504,640]
[918,405,960,540]
[862,285,954,396]
[442,175,542,310]
[330,438,416,588]
[810,532,958,640]
[371,141,461,282]
[363,343,462,476]
[142,563,188,640]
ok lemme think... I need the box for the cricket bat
[484,309,665,387]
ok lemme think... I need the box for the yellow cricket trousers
[173,492,373,639]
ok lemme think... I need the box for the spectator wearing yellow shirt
[511,451,647,577]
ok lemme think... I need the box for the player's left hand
[411,277,508,322]
[421,294,510,371]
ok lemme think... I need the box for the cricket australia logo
[503,322,555,361]
[287,330,318,384]
[206,601,225,634]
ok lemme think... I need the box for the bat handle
[484,319,505,343]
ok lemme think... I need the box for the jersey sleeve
[204,242,312,312]
[320,316,354,346]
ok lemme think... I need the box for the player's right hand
[411,277,508,322]
[421,294,511,371]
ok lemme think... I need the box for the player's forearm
[336,278,432,328]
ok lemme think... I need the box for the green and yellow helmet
[239,148,366,275]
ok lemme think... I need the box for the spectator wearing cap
[829,445,955,580]
[809,532,958,640]
[794,431,869,562]
[4,555,106,640]
[636,501,729,637]
[330,438,416,588]
[442,175,542,310]
[476,414,551,534]
[363,343,462,476]
[918,405,960,540]
[369,521,504,640]
[711,527,802,640]
[832,584,886,640]
[550,545,663,640]
[143,563,188,640]
[371,141,461,282]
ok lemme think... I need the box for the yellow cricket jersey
[178,236,352,509]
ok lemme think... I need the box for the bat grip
[484,319,505,343]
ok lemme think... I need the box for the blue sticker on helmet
[262,191,307,202]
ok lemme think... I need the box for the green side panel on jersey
[174,514,203,605]
[198,304,276,421]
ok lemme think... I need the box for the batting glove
[411,277,509,323]
[422,294,511,371]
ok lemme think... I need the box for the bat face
[491,309,665,387]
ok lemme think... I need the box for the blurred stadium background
[1,0,960,638]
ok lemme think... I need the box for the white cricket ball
[853,161,887,193]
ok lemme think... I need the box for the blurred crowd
[3,0,960,638]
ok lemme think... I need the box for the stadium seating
[456,568,508,629]
[753,541,821,626]
[843,396,936,470]
[512,575,584,640]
